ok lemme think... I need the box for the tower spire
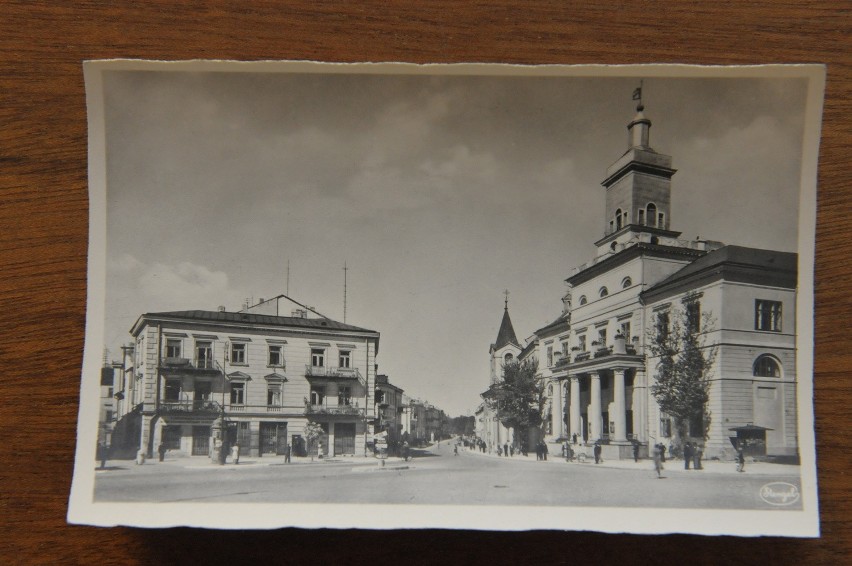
[628,80,651,150]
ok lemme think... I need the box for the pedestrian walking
[593,441,602,464]
[572,433,578,445]
[632,441,640,463]
[497,446,503,457]
[660,443,666,463]
[683,442,693,470]
[509,445,514,457]
[542,442,548,461]
[736,447,746,472]
[157,442,166,462]
[285,443,291,463]
[694,444,703,470]
[503,442,509,458]
[652,444,663,478]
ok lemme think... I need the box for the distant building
[374,374,405,452]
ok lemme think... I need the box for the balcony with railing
[304,365,364,383]
[226,403,295,414]
[304,398,364,417]
[159,399,222,415]
[160,357,223,374]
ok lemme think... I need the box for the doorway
[334,422,356,456]
[192,426,210,455]
[260,422,288,455]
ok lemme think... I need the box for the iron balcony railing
[304,365,364,382]
[226,404,297,413]
[160,357,223,372]
[304,398,364,416]
[159,399,222,414]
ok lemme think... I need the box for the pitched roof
[642,245,797,302]
[133,310,378,335]
[492,308,520,351]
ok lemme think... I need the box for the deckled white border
[69,61,824,536]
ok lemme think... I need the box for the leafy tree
[449,415,475,437]
[303,422,324,461]
[481,358,546,443]
[647,293,717,453]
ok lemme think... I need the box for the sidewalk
[114,453,400,470]
[461,445,800,477]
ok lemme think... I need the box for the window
[268,345,283,367]
[658,213,665,228]
[311,348,325,367]
[339,386,352,406]
[615,208,623,230]
[230,342,246,364]
[196,341,213,369]
[655,311,670,339]
[753,355,782,378]
[647,203,657,227]
[310,385,325,405]
[375,390,387,404]
[597,328,607,345]
[546,345,554,367]
[685,300,701,333]
[162,425,181,449]
[578,295,588,306]
[105,410,113,422]
[339,350,351,368]
[267,384,282,406]
[164,379,181,401]
[660,413,672,438]
[107,387,113,398]
[755,300,782,332]
[504,353,513,363]
[638,209,645,225]
[578,334,587,352]
[622,276,632,289]
[166,338,182,358]
[620,321,631,340]
[599,287,609,298]
[230,382,245,405]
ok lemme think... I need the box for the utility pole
[343,261,348,323]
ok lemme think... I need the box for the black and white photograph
[69,61,823,536]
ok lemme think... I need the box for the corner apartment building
[113,295,380,459]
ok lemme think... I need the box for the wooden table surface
[1,2,849,564]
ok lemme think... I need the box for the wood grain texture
[0,1,849,563]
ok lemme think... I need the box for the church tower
[489,292,521,385]
[594,87,682,256]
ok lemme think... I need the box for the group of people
[496,442,516,457]
[682,441,704,470]
[534,440,549,461]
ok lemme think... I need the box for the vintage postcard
[69,61,824,536]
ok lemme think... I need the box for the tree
[303,422,324,461]
[481,358,546,444]
[647,293,717,454]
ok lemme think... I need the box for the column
[569,376,581,440]
[613,368,627,442]
[589,372,601,442]
[555,380,565,439]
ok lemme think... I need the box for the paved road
[94,442,802,510]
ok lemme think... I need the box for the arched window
[646,203,657,227]
[753,355,781,378]
[622,276,632,289]
[599,287,609,298]
[504,353,514,363]
[615,208,623,230]
[578,295,588,306]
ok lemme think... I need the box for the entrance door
[334,422,356,455]
[260,422,288,455]
[192,426,210,455]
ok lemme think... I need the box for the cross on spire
[503,289,510,310]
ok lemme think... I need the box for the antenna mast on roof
[286,259,290,296]
[343,261,348,323]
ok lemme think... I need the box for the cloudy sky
[101,66,807,416]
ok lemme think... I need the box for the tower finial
[632,79,644,111]
[503,289,510,310]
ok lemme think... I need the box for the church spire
[494,293,520,351]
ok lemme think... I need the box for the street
[94,442,802,510]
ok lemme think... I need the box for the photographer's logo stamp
[760,482,800,506]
